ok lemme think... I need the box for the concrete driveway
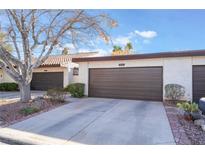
[8,98,175,145]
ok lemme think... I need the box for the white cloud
[112,33,134,46]
[77,48,110,56]
[135,30,157,39]
[113,36,131,46]
[112,30,157,46]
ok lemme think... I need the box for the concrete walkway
[0,91,45,102]
[7,98,175,145]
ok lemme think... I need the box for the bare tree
[0,9,116,102]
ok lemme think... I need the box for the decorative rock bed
[0,97,68,126]
[164,105,191,144]
[194,119,205,126]
[164,102,205,145]
[179,118,205,144]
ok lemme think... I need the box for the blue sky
[77,9,205,55]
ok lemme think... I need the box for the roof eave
[38,64,61,67]
[72,49,205,62]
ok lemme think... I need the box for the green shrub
[0,82,18,91]
[64,83,84,98]
[177,101,199,113]
[19,107,40,116]
[47,88,66,102]
[165,84,185,101]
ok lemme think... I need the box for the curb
[0,128,70,145]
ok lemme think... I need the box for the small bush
[177,101,199,113]
[0,82,18,91]
[19,107,40,116]
[64,83,84,98]
[165,84,185,101]
[47,88,66,102]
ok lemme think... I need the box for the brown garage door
[31,72,63,90]
[193,66,205,103]
[89,67,163,101]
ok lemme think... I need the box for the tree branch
[0,60,22,82]
[6,12,21,60]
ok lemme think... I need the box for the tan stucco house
[0,52,98,90]
[2,49,205,103]
[72,50,205,103]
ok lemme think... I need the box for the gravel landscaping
[0,97,68,126]
[179,117,205,144]
[164,102,205,145]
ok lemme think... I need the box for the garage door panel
[194,83,205,87]
[31,72,63,90]
[90,84,161,90]
[194,91,205,95]
[91,91,161,100]
[90,76,162,82]
[89,67,163,101]
[90,76,162,81]
[90,86,162,91]
[92,71,161,76]
[89,92,162,99]
[193,66,205,102]
[90,80,162,85]
[92,70,161,74]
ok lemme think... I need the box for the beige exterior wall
[68,62,79,84]
[73,62,89,93]
[76,56,205,101]
[163,57,192,100]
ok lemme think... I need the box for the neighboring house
[0,52,98,90]
[72,50,205,103]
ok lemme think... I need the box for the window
[73,67,79,76]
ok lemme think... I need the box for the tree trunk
[19,83,31,102]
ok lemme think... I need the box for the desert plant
[0,82,18,91]
[165,84,185,101]
[47,88,67,102]
[177,102,199,113]
[64,83,84,98]
[19,107,40,116]
[177,101,201,120]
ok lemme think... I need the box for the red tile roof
[0,52,98,69]
[39,52,98,67]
